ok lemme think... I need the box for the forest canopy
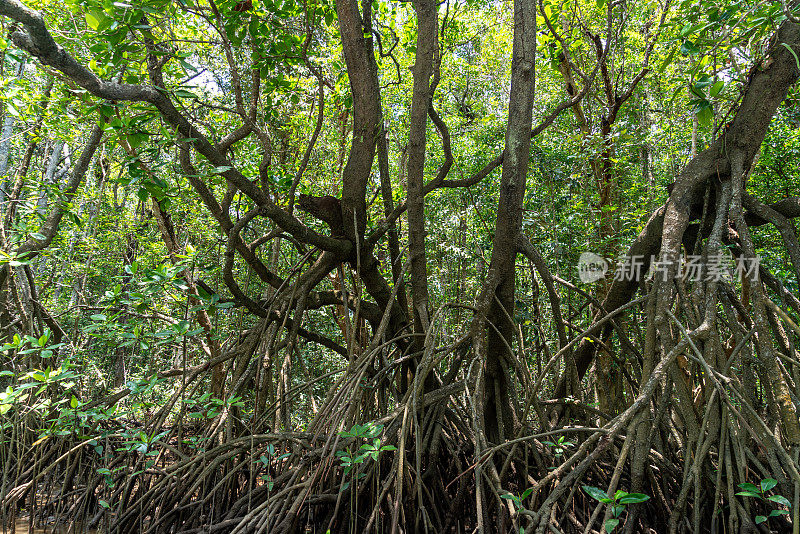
[1,0,800,532]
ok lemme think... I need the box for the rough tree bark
[476,0,537,443]
[336,0,380,242]
[405,0,437,359]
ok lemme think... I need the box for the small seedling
[736,478,791,525]
[336,423,396,490]
[542,435,574,458]
[583,485,650,532]
[501,487,534,511]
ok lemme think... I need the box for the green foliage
[183,392,244,420]
[736,478,791,525]
[336,422,396,490]
[583,486,650,532]
[1,0,800,530]
[256,443,291,491]
[501,487,534,511]
[542,435,574,459]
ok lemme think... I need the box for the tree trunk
[405,0,437,353]
[480,0,537,443]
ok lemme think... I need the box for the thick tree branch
[0,0,350,255]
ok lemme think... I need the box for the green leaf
[680,40,700,56]
[739,483,760,493]
[782,43,800,71]
[85,10,107,31]
[174,89,198,99]
[735,491,761,498]
[755,515,767,524]
[657,45,677,73]
[770,509,790,516]
[710,80,724,97]
[767,495,791,506]
[583,485,608,502]
[761,479,777,492]
[618,493,650,504]
[70,395,79,408]
[604,518,620,532]
[696,105,713,127]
